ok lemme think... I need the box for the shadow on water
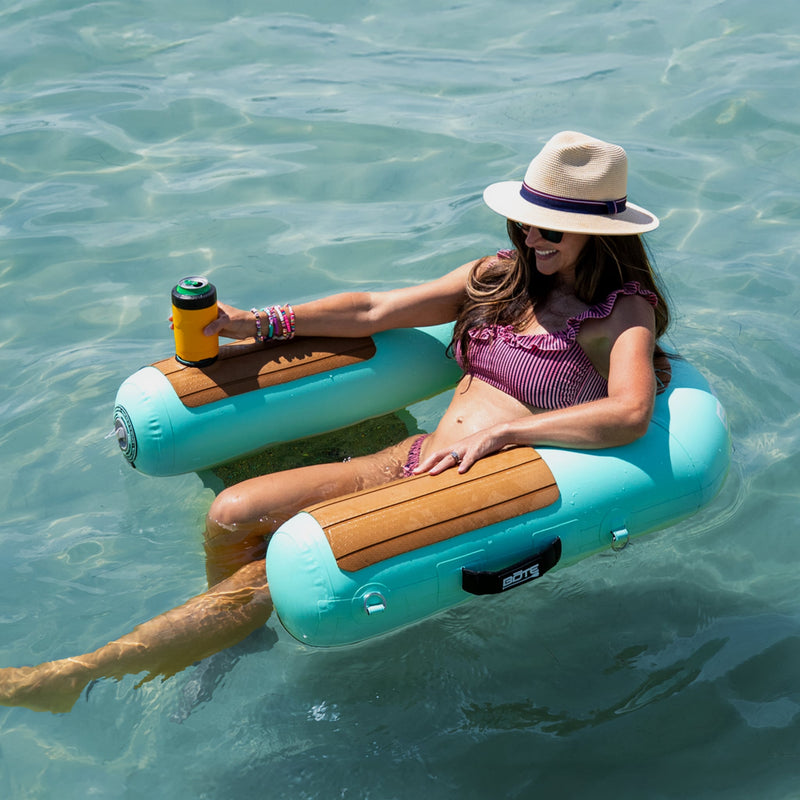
[203,410,420,489]
[167,625,280,724]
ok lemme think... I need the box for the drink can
[171,277,219,366]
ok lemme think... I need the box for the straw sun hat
[483,131,659,236]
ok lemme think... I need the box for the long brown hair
[452,220,671,372]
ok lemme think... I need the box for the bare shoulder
[578,293,655,362]
[584,293,654,334]
[606,293,656,333]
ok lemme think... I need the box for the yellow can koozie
[171,277,219,366]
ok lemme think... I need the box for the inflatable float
[113,326,730,647]
[113,324,461,476]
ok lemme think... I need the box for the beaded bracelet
[275,305,288,338]
[285,304,296,336]
[281,304,296,339]
[250,308,265,343]
[265,306,275,340]
[255,304,296,342]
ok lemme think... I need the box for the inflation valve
[113,405,138,467]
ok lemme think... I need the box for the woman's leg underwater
[0,559,271,714]
[0,436,417,713]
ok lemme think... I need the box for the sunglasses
[512,221,563,244]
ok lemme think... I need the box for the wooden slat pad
[153,336,377,408]
[305,448,559,572]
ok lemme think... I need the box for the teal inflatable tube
[113,324,730,647]
[113,324,461,476]
[265,357,730,647]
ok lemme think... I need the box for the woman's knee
[204,477,291,545]
[206,487,255,534]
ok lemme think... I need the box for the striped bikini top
[456,280,658,410]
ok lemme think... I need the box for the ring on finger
[449,451,461,465]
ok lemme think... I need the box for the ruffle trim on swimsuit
[465,281,658,354]
[402,434,428,478]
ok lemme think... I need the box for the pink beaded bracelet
[282,304,296,339]
[259,304,296,341]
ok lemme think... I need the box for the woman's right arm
[204,259,479,341]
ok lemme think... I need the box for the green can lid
[176,277,212,296]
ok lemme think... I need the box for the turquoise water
[1,0,800,796]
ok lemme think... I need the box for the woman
[0,131,669,713]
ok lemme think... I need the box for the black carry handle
[462,537,562,596]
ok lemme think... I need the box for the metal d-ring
[611,527,630,551]
[363,591,387,615]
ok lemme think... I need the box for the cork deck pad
[305,447,560,571]
[153,336,377,408]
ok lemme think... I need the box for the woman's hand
[202,302,255,340]
[413,427,507,476]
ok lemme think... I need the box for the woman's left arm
[420,295,658,474]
